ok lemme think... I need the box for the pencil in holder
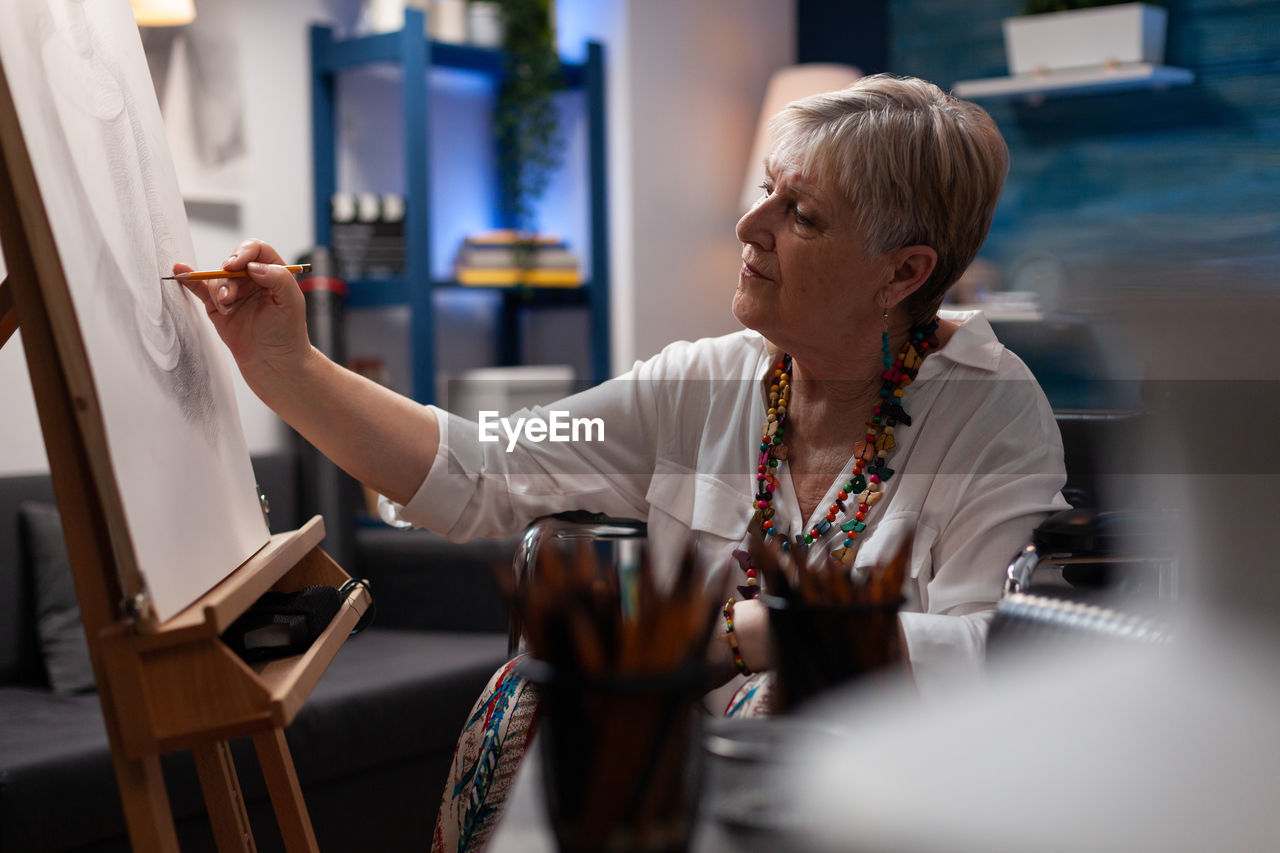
[762,594,904,713]
[503,540,726,852]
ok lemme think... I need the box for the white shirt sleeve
[380,397,652,541]
[379,337,738,541]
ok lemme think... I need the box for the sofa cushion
[0,628,508,851]
[19,502,94,694]
[0,473,56,686]
[354,527,512,633]
[0,687,124,850]
[288,628,510,781]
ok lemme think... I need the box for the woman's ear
[880,245,938,309]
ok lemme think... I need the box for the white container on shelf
[1003,3,1168,76]
[467,1,506,48]
[357,0,434,35]
[431,0,468,43]
[358,0,407,34]
[442,365,576,420]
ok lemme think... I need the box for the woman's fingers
[183,239,296,316]
[223,237,286,271]
[179,270,256,317]
[212,279,245,315]
[245,260,296,297]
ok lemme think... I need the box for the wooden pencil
[162,264,311,281]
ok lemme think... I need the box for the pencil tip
[160,275,176,280]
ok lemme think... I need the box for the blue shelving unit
[310,9,611,403]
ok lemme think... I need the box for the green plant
[485,0,562,251]
[1023,0,1159,14]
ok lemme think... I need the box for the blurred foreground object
[509,544,723,853]
[794,641,1280,852]
[786,291,1280,851]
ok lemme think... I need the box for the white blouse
[384,310,1069,694]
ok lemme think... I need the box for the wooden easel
[0,59,368,853]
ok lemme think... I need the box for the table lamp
[739,63,862,214]
[130,0,196,27]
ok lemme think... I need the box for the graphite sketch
[39,0,217,436]
[0,0,270,621]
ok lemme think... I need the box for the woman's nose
[735,196,774,252]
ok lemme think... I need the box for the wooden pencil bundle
[506,542,725,852]
[752,532,913,711]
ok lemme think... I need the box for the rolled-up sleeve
[379,406,483,533]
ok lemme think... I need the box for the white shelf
[947,301,1043,322]
[953,63,1194,102]
[181,191,245,207]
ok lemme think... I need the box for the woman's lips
[741,259,772,280]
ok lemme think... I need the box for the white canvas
[0,0,270,621]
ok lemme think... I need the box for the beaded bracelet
[722,597,751,676]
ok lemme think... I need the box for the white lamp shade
[131,0,196,27]
[739,64,861,214]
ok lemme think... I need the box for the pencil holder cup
[761,594,903,712]
[520,658,710,853]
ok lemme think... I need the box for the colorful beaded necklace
[736,318,941,599]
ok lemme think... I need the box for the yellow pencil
[162,264,311,282]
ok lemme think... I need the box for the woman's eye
[758,181,814,227]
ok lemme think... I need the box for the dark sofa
[0,453,516,852]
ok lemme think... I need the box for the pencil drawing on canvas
[33,0,218,440]
[0,0,270,621]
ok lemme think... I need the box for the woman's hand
[178,237,438,505]
[175,238,311,385]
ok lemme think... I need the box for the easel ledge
[134,515,332,640]
[101,515,371,758]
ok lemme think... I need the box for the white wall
[623,0,795,361]
[183,0,333,458]
[0,258,49,475]
[0,0,795,474]
[556,0,635,373]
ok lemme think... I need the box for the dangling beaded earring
[881,307,891,369]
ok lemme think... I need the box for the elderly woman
[183,74,1066,847]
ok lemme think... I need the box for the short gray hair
[770,74,1009,323]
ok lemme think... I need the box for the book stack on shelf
[454,230,582,287]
